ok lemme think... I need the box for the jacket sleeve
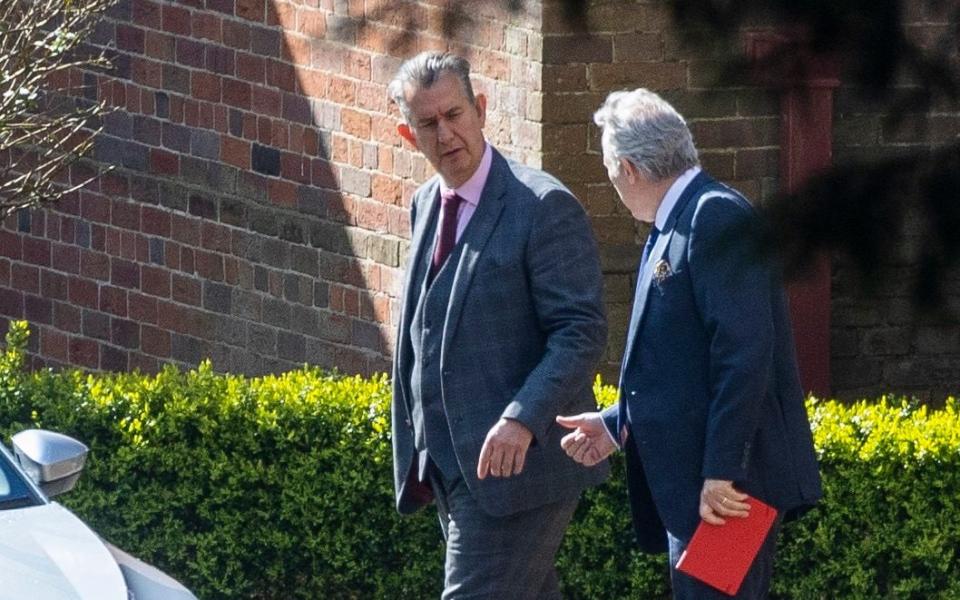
[500,190,608,443]
[688,193,774,481]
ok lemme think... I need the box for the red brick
[23,237,51,266]
[81,194,111,224]
[111,258,140,289]
[162,4,191,36]
[341,108,372,139]
[237,53,265,83]
[237,0,264,22]
[242,112,258,139]
[11,264,39,293]
[283,34,312,66]
[192,71,222,102]
[194,12,222,41]
[131,57,163,88]
[252,85,282,117]
[132,0,162,28]
[141,207,171,237]
[53,302,80,332]
[343,49,371,80]
[170,214,201,246]
[171,274,201,305]
[141,325,171,357]
[145,31,175,61]
[266,59,297,92]
[268,178,297,207]
[129,353,160,374]
[221,135,251,169]
[111,199,141,231]
[69,337,99,369]
[69,276,99,309]
[372,174,402,205]
[100,285,129,317]
[297,7,326,36]
[223,78,251,108]
[180,247,195,273]
[105,228,122,257]
[117,24,146,53]
[194,250,224,281]
[224,257,239,284]
[128,292,158,324]
[141,265,171,297]
[0,231,22,260]
[328,76,356,104]
[150,148,179,175]
[223,19,250,49]
[40,327,70,363]
[201,223,232,253]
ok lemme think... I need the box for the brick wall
[829,1,960,402]
[540,1,780,381]
[1,0,956,400]
[0,0,541,376]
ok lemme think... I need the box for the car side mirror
[11,429,88,497]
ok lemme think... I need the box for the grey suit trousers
[429,465,578,600]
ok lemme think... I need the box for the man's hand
[699,479,751,525]
[477,418,534,479]
[555,412,617,466]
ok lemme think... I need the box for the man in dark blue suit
[557,89,822,599]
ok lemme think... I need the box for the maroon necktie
[431,190,463,278]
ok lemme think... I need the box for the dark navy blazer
[603,172,822,552]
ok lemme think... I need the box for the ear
[397,123,417,147]
[475,93,487,128]
[619,157,638,183]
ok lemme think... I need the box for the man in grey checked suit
[387,52,609,598]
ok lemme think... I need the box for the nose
[436,118,453,144]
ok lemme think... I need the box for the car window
[0,444,42,509]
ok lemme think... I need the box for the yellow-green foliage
[1,321,959,599]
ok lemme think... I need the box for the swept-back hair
[593,88,699,181]
[388,52,476,123]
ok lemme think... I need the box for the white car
[0,429,198,600]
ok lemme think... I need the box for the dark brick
[41,271,70,300]
[155,92,169,118]
[543,34,612,64]
[54,302,81,332]
[189,194,218,220]
[291,245,318,276]
[69,276,98,308]
[132,116,162,145]
[23,237,51,266]
[250,26,280,56]
[229,108,244,136]
[237,171,268,202]
[17,210,30,233]
[162,122,192,153]
[24,295,52,324]
[99,285,128,316]
[254,266,269,292]
[281,93,311,124]
[220,198,246,227]
[111,259,140,289]
[249,206,278,236]
[233,289,262,320]
[171,333,205,364]
[313,281,328,308]
[261,237,289,268]
[263,297,290,328]
[277,331,306,362]
[162,64,190,95]
[99,344,128,371]
[352,318,382,352]
[82,309,111,340]
[317,311,350,344]
[172,274,201,305]
[103,111,133,138]
[121,141,150,171]
[69,338,99,369]
[252,143,281,176]
[247,323,277,355]
[191,129,220,159]
[111,318,140,348]
[203,281,232,313]
[141,325,171,357]
[149,238,165,264]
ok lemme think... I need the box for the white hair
[593,88,699,182]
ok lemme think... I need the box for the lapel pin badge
[653,259,672,284]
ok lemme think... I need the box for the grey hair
[388,52,476,123]
[593,88,699,182]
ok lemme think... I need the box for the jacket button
[405,419,412,428]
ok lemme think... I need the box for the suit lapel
[440,151,508,361]
[619,172,713,376]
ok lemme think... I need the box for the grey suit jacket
[392,148,609,517]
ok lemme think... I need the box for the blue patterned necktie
[640,225,660,269]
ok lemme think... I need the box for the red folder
[675,495,778,596]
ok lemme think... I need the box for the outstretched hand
[477,418,533,479]
[556,412,617,466]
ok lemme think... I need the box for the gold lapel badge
[653,259,673,285]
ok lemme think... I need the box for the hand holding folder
[675,495,779,596]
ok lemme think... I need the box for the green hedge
[1,320,959,599]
